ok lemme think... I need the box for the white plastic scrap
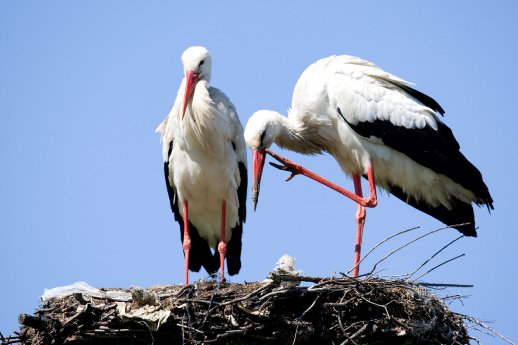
[41,282,132,302]
[116,302,171,331]
[41,282,170,331]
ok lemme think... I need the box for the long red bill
[181,70,199,119]
[252,148,266,211]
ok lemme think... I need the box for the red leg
[266,149,378,208]
[217,201,227,282]
[352,174,366,278]
[182,200,191,285]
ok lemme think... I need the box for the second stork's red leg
[267,149,378,208]
[217,200,227,282]
[352,174,366,278]
[182,200,191,285]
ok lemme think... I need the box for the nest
[8,275,471,345]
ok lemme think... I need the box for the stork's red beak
[252,148,266,211]
[182,70,199,119]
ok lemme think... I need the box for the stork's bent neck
[273,113,324,155]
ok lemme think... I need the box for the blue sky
[1,1,517,343]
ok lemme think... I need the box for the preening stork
[157,46,247,284]
[244,54,493,277]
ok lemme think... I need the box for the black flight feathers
[337,82,493,236]
[226,161,247,275]
[374,76,445,116]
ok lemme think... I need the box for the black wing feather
[339,109,493,210]
[164,141,219,275]
[374,76,445,115]
[226,161,247,276]
[384,182,477,237]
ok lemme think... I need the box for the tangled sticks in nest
[13,274,471,345]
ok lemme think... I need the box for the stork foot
[268,159,305,182]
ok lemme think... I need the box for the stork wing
[329,58,492,208]
[226,160,246,276]
[220,94,248,276]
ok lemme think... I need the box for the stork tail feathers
[386,183,478,237]
[226,223,243,276]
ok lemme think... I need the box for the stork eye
[199,60,205,66]
[259,130,267,147]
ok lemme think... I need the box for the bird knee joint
[366,197,378,208]
[183,238,192,251]
[218,242,227,256]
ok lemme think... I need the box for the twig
[0,333,21,345]
[457,313,515,345]
[218,282,271,306]
[258,287,300,301]
[35,306,58,313]
[340,332,359,345]
[417,282,473,288]
[203,331,275,344]
[347,226,420,275]
[325,297,356,307]
[468,325,496,338]
[297,295,320,320]
[441,294,467,305]
[413,253,466,281]
[468,335,482,345]
[291,324,299,345]
[201,280,221,326]
[339,323,368,345]
[407,234,464,278]
[203,330,246,343]
[179,298,220,305]
[63,303,92,326]
[357,293,392,319]
[175,323,204,335]
[159,285,191,300]
[269,274,325,284]
[364,226,452,276]
[308,277,357,291]
[180,314,185,345]
[336,313,346,334]
[137,321,155,345]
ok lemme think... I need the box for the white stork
[244,54,493,277]
[157,46,247,284]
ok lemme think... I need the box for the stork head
[244,110,284,211]
[180,46,212,119]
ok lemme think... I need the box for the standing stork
[244,54,493,277]
[157,46,247,284]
